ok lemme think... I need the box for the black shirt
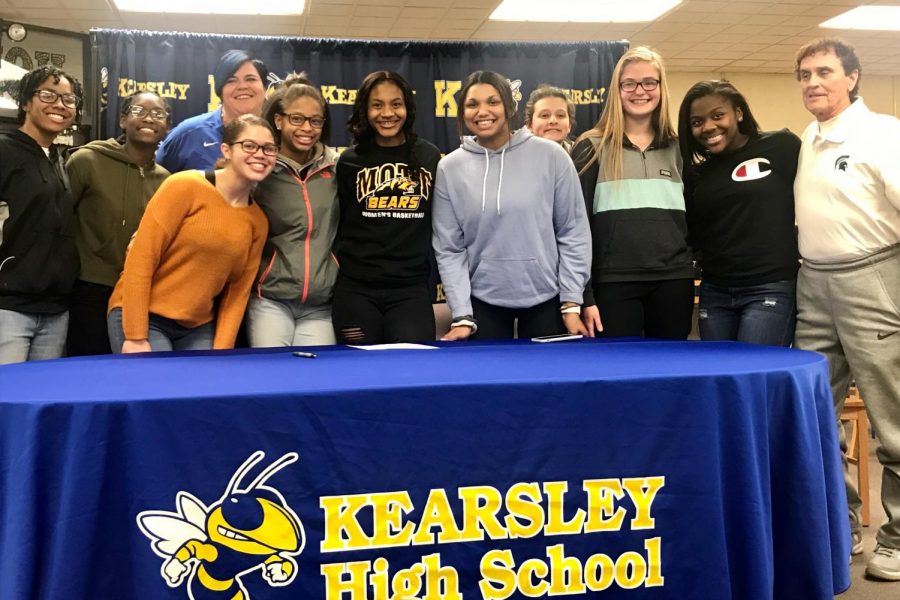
[684,130,800,287]
[335,138,441,286]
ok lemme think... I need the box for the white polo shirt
[794,98,900,262]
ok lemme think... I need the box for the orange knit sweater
[108,170,268,349]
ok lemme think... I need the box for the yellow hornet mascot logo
[137,451,304,599]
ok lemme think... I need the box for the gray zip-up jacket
[433,128,591,318]
[254,143,340,305]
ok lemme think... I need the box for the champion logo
[731,157,771,182]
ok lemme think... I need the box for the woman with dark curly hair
[332,71,441,344]
[0,66,82,364]
[678,79,800,346]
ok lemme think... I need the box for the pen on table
[292,351,317,359]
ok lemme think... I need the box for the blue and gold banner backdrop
[91,30,627,152]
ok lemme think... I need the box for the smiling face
[798,49,857,122]
[22,75,77,146]
[689,94,747,155]
[463,83,509,150]
[274,95,324,163]
[618,61,661,121]
[220,61,266,122]
[367,81,407,147]
[221,124,276,183]
[529,96,571,143]
[120,93,169,148]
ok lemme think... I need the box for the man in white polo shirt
[794,37,900,581]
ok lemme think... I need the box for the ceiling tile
[699,13,748,25]
[354,5,401,17]
[758,3,809,15]
[7,0,60,8]
[431,28,474,39]
[350,15,396,28]
[399,6,445,18]
[309,4,355,16]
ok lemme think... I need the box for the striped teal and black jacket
[573,135,694,305]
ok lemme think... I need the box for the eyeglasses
[125,105,169,121]
[279,112,325,129]
[619,79,660,93]
[33,89,81,109]
[231,139,279,156]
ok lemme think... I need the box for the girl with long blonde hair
[572,46,694,339]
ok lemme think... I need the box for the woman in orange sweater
[107,114,272,353]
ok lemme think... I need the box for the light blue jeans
[246,295,336,347]
[107,308,214,353]
[0,309,68,364]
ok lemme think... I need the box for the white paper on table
[349,343,438,350]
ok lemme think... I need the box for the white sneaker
[866,544,900,581]
[852,531,863,556]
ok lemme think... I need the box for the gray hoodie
[432,128,591,318]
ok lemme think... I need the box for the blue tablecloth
[0,339,849,599]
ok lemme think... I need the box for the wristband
[560,303,581,315]
[451,316,478,334]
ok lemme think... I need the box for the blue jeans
[107,308,214,353]
[0,309,68,364]
[246,295,336,347]
[698,279,796,346]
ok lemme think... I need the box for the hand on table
[122,339,152,354]
[441,325,472,341]
[581,305,603,337]
[563,312,588,336]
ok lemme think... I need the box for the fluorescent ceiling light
[490,0,681,23]
[821,6,900,31]
[112,0,304,15]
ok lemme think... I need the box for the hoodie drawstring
[496,147,506,215]
[480,148,490,213]
[480,146,507,215]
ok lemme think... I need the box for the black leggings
[66,280,113,356]
[331,276,435,344]
[593,278,694,339]
[471,296,564,339]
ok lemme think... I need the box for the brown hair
[794,37,861,101]
[524,85,576,130]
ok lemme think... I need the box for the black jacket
[0,130,79,313]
